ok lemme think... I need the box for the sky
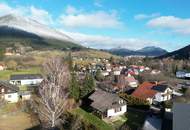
[1,0,190,51]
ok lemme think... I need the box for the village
[0,53,190,130]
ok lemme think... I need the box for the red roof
[132,82,157,100]
[125,76,137,83]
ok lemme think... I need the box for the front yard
[72,108,114,130]
[0,103,38,130]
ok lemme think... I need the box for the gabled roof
[89,89,125,112]
[10,74,42,80]
[0,80,19,93]
[132,82,157,99]
[151,85,168,92]
[132,82,170,100]
[125,76,137,83]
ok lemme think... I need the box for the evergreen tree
[80,73,95,98]
[69,73,80,101]
[66,52,73,71]
[95,69,104,81]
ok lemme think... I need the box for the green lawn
[72,108,114,130]
[111,115,128,129]
[0,67,41,80]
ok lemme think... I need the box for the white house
[10,74,43,86]
[0,81,19,103]
[101,71,109,76]
[176,71,186,78]
[132,82,173,104]
[89,89,127,118]
[0,64,6,71]
[125,76,138,88]
[152,86,173,102]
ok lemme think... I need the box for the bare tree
[32,57,74,129]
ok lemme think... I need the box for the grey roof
[0,80,19,93]
[89,89,126,112]
[173,103,190,130]
[151,85,168,92]
[10,74,42,80]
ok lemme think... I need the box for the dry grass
[0,112,38,130]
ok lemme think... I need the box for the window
[8,95,12,98]
[115,107,122,113]
[119,99,124,104]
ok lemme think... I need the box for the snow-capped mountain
[0,14,73,42]
[0,14,83,50]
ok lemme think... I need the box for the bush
[119,93,150,109]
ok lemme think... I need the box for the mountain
[107,46,168,57]
[0,14,83,50]
[158,44,190,59]
[137,46,168,56]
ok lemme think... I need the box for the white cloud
[94,0,103,7]
[134,13,160,20]
[0,3,12,15]
[59,30,163,50]
[0,3,53,25]
[30,6,53,25]
[65,5,78,15]
[147,16,190,35]
[59,11,122,29]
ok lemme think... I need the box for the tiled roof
[132,82,157,99]
[125,76,137,83]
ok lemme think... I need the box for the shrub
[119,93,150,109]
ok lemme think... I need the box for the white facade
[10,78,43,86]
[185,73,190,78]
[113,70,121,76]
[107,105,127,117]
[153,88,172,102]
[101,71,109,76]
[129,82,138,88]
[4,93,19,103]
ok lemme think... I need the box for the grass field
[0,67,41,80]
[72,108,114,130]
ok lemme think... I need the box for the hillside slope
[0,14,83,50]
[158,44,190,59]
[107,46,168,57]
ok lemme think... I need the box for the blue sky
[1,0,190,51]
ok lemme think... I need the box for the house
[132,82,172,104]
[151,85,173,103]
[176,71,190,79]
[89,89,127,118]
[19,91,31,100]
[176,71,186,78]
[125,76,138,88]
[113,69,121,76]
[0,81,19,103]
[151,70,161,75]
[139,66,145,72]
[10,74,43,86]
[0,64,6,71]
[101,71,109,77]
